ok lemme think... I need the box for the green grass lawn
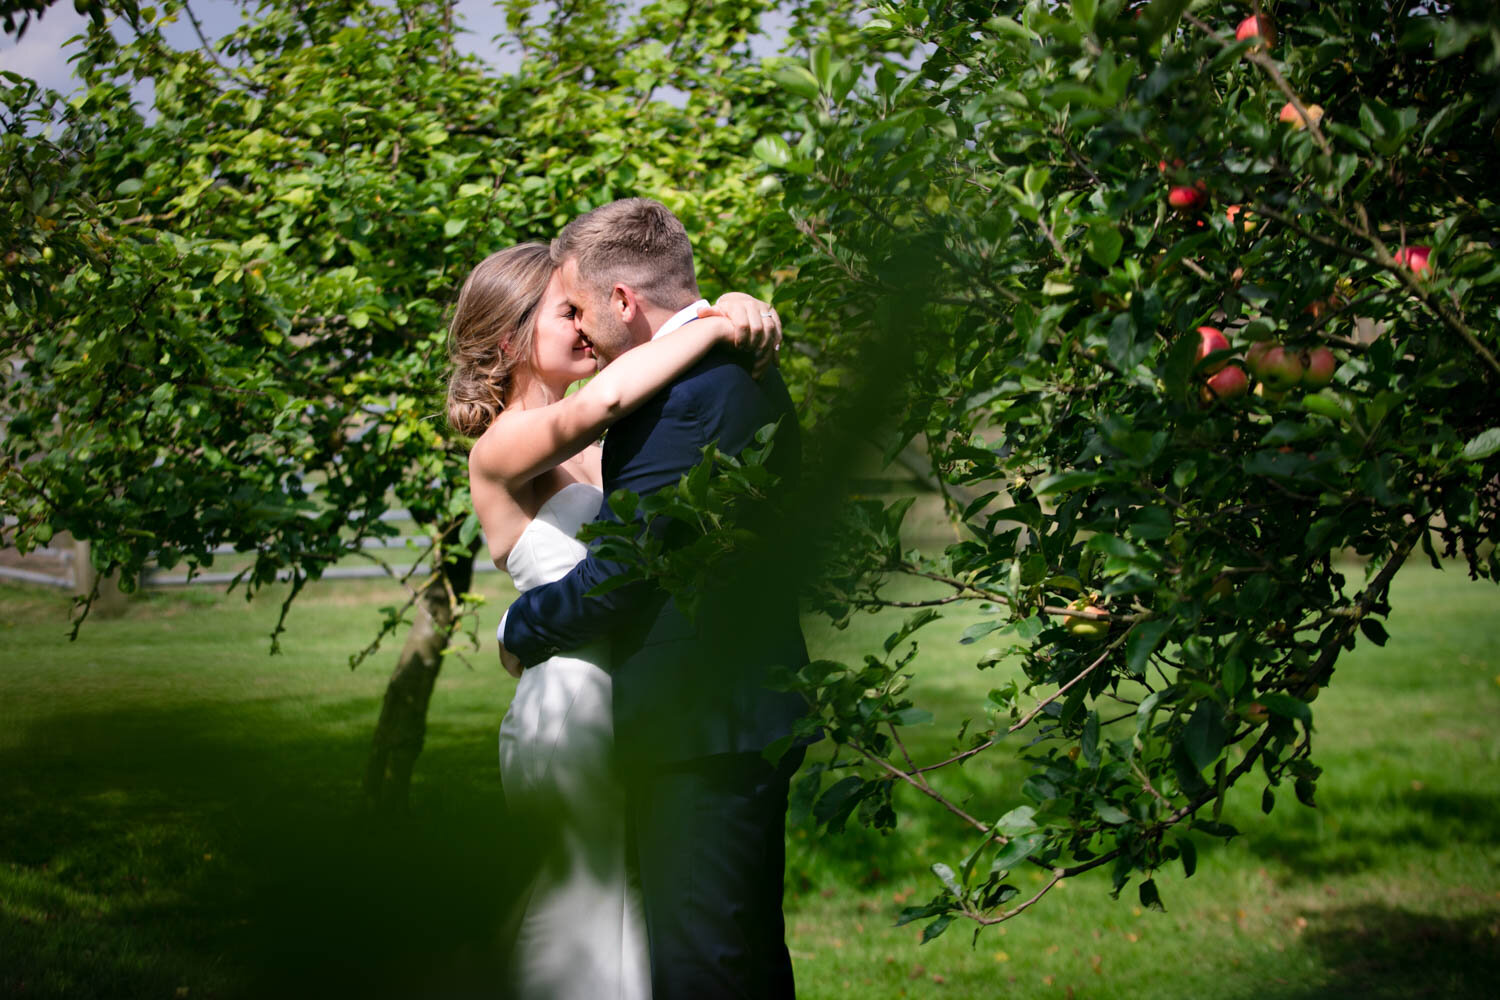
[2,562,1497,998]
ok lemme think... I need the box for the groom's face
[559,257,631,366]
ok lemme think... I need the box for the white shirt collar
[653,299,711,340]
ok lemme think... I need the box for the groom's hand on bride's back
[700,293,781,379]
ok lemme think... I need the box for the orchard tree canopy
[0,0,813,808]
[1,0,795,627]
[724,0,1500,935]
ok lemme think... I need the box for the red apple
[1196,326,1232,373]
[1393,245,1431,277]
[1236,14,1275,49]
[1168,184,1206,210]
[1202,364,1250,402]
[1258,344,1305,390]
[1279,102,1324,130]
[1245,340,1273,377]
[1224,204,1256,232]
[1301,346,1338,388]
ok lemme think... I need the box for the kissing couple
[446,198,813,999]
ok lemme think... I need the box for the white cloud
[0,7,90,97]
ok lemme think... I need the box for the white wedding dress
[497,482,650,999]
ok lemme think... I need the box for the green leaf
[1094,798,1130,825]
[986,16,1037,42]
[1035,469,1104,495]
[996,805,1037,836]
[814,776,868,830]
[921,914,954,943]
[1256,692,1312,725]
[989,832,1044,875]
[767,62,820,101]
[960,619,1004,645]
[931,861,962,895]
[892,707,934,726]
[1184,698,1227,772]
[458,511,481,548]
[1138,878,1165,912]
[1235,574,1273,615]
[1162,326,1203,402]
[1359,618,1390,647]
[1135,687,1172,739]
[1087,224,1125,269]
[1462,427,1500,461]
[1222,657,1246,700]
[884,608,942,653]
[1192,820,1240,840]
[608,489,640,521]
[1302,394,1345,420]
[1071,0,1097,32]
[1137,0,1191,50]
[1023,165,1049,196]
[1176,836,1196,878]
[1081,710,1101,768]
[895,898,948,926]
[788,769,822,827]
[1125,618,1171,677]
[752,134,793,168]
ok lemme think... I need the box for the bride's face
[528,269,598,383]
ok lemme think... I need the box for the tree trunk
[363,521,479,816]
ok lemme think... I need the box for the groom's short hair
[552,198,699,309]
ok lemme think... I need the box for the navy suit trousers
[628,747,805,999]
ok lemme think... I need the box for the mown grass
[1,562,1497,998]
[787,562,1500,999]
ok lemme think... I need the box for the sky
[0,1,531,98]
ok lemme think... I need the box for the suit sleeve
[501,359,789,668]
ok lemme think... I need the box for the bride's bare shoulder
[468,410,527,475]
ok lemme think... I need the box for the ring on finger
[760,310,775,318]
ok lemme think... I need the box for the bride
[444,242,780,998]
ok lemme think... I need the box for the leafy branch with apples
[732,0,1500,939]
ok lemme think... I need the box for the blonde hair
[445,243,554,437]
[551,197,698,309]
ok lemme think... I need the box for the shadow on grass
[1253,903,1500,1000]
[1240,787,1500,878]
[0,698,526,999]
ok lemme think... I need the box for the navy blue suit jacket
[502,348,809,764]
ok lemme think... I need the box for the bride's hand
[700,292,782,378]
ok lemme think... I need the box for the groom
[498,198,810,998]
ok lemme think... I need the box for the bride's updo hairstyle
[446,242,554,437]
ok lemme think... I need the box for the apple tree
[745,0,1500,934]
[0,0,803,811]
